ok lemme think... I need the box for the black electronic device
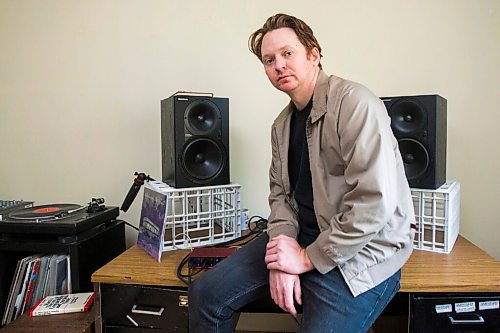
[381,94,447,189]
[0,201,119,236]
[161,93,230,188]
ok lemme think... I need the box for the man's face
[260,27,319,94]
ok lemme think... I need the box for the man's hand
[269,269,301,317]
[265,235,314,274]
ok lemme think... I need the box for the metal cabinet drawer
[411,294,499,333]
[100,283,188,332]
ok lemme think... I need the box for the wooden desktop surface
[92,235,500,293]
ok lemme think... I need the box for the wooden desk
[92,235,500,292]
[92,236,500,332]
[401,236,500,292]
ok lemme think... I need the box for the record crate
[147,181,242,251]
[411,181,461,253]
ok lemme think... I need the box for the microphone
[120,172,154,212]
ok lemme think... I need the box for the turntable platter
[8,204,84,221]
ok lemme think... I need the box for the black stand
[0,220,126,323]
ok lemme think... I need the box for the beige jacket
[267,71,415,296]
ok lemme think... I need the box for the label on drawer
[455,301,476,313]
[435,304,452,313]
[478,300,499,310]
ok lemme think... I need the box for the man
[189,13,415,333]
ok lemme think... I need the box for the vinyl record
[8,204,83,220]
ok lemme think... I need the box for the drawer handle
[447,314,485,325]
[131,304,165,316]
[179,295,189,307]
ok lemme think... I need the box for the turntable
[0,199,119,236]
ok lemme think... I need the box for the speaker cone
[398,138,429,181]
[184,100,220,135]
[389,99,426,136]
[181,138,225,182]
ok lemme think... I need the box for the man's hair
[248,13,323,69]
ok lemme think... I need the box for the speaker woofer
[389,99,426,136]
[398,138,429,181]
[184,100,220,135]
[181,138,225,182]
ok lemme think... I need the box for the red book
[29,292,95,317]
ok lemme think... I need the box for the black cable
[247,215,268,233]
[212,216,267,248]
[228,215,267,247]
[176,252,206,286]
[291,314,301,326]
[176,251,192,286]
[122,220,139,231]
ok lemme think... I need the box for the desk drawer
[411,294,499,333]
[100,284,188,332]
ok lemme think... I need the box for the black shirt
[288,99,320,247]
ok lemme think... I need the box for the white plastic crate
[145,181,242,251]
[411,181,461,253]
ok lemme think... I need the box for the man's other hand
[269,269,301,317]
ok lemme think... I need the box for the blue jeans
[189,233,400,333]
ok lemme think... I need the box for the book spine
[22,258,40,314]
[31,308,61,317]
[28,296,47,317]
[82,293,95,312]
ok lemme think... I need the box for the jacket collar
[310,71,329,123]
[273,70,329,126]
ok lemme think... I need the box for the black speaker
[161,94,230,188]
[381,95,447,189]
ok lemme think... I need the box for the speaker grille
[398,138,429,180]
[184,99,220,135]
[388,99,427,136]
[181,138,226,182]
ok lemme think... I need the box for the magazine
[137,184,168,262]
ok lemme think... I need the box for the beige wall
[1,0,499,265]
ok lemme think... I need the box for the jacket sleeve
[306,86,401,273]
[267,124,299,240]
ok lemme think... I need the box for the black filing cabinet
[411,293,500,333]
[99,283,188,332]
